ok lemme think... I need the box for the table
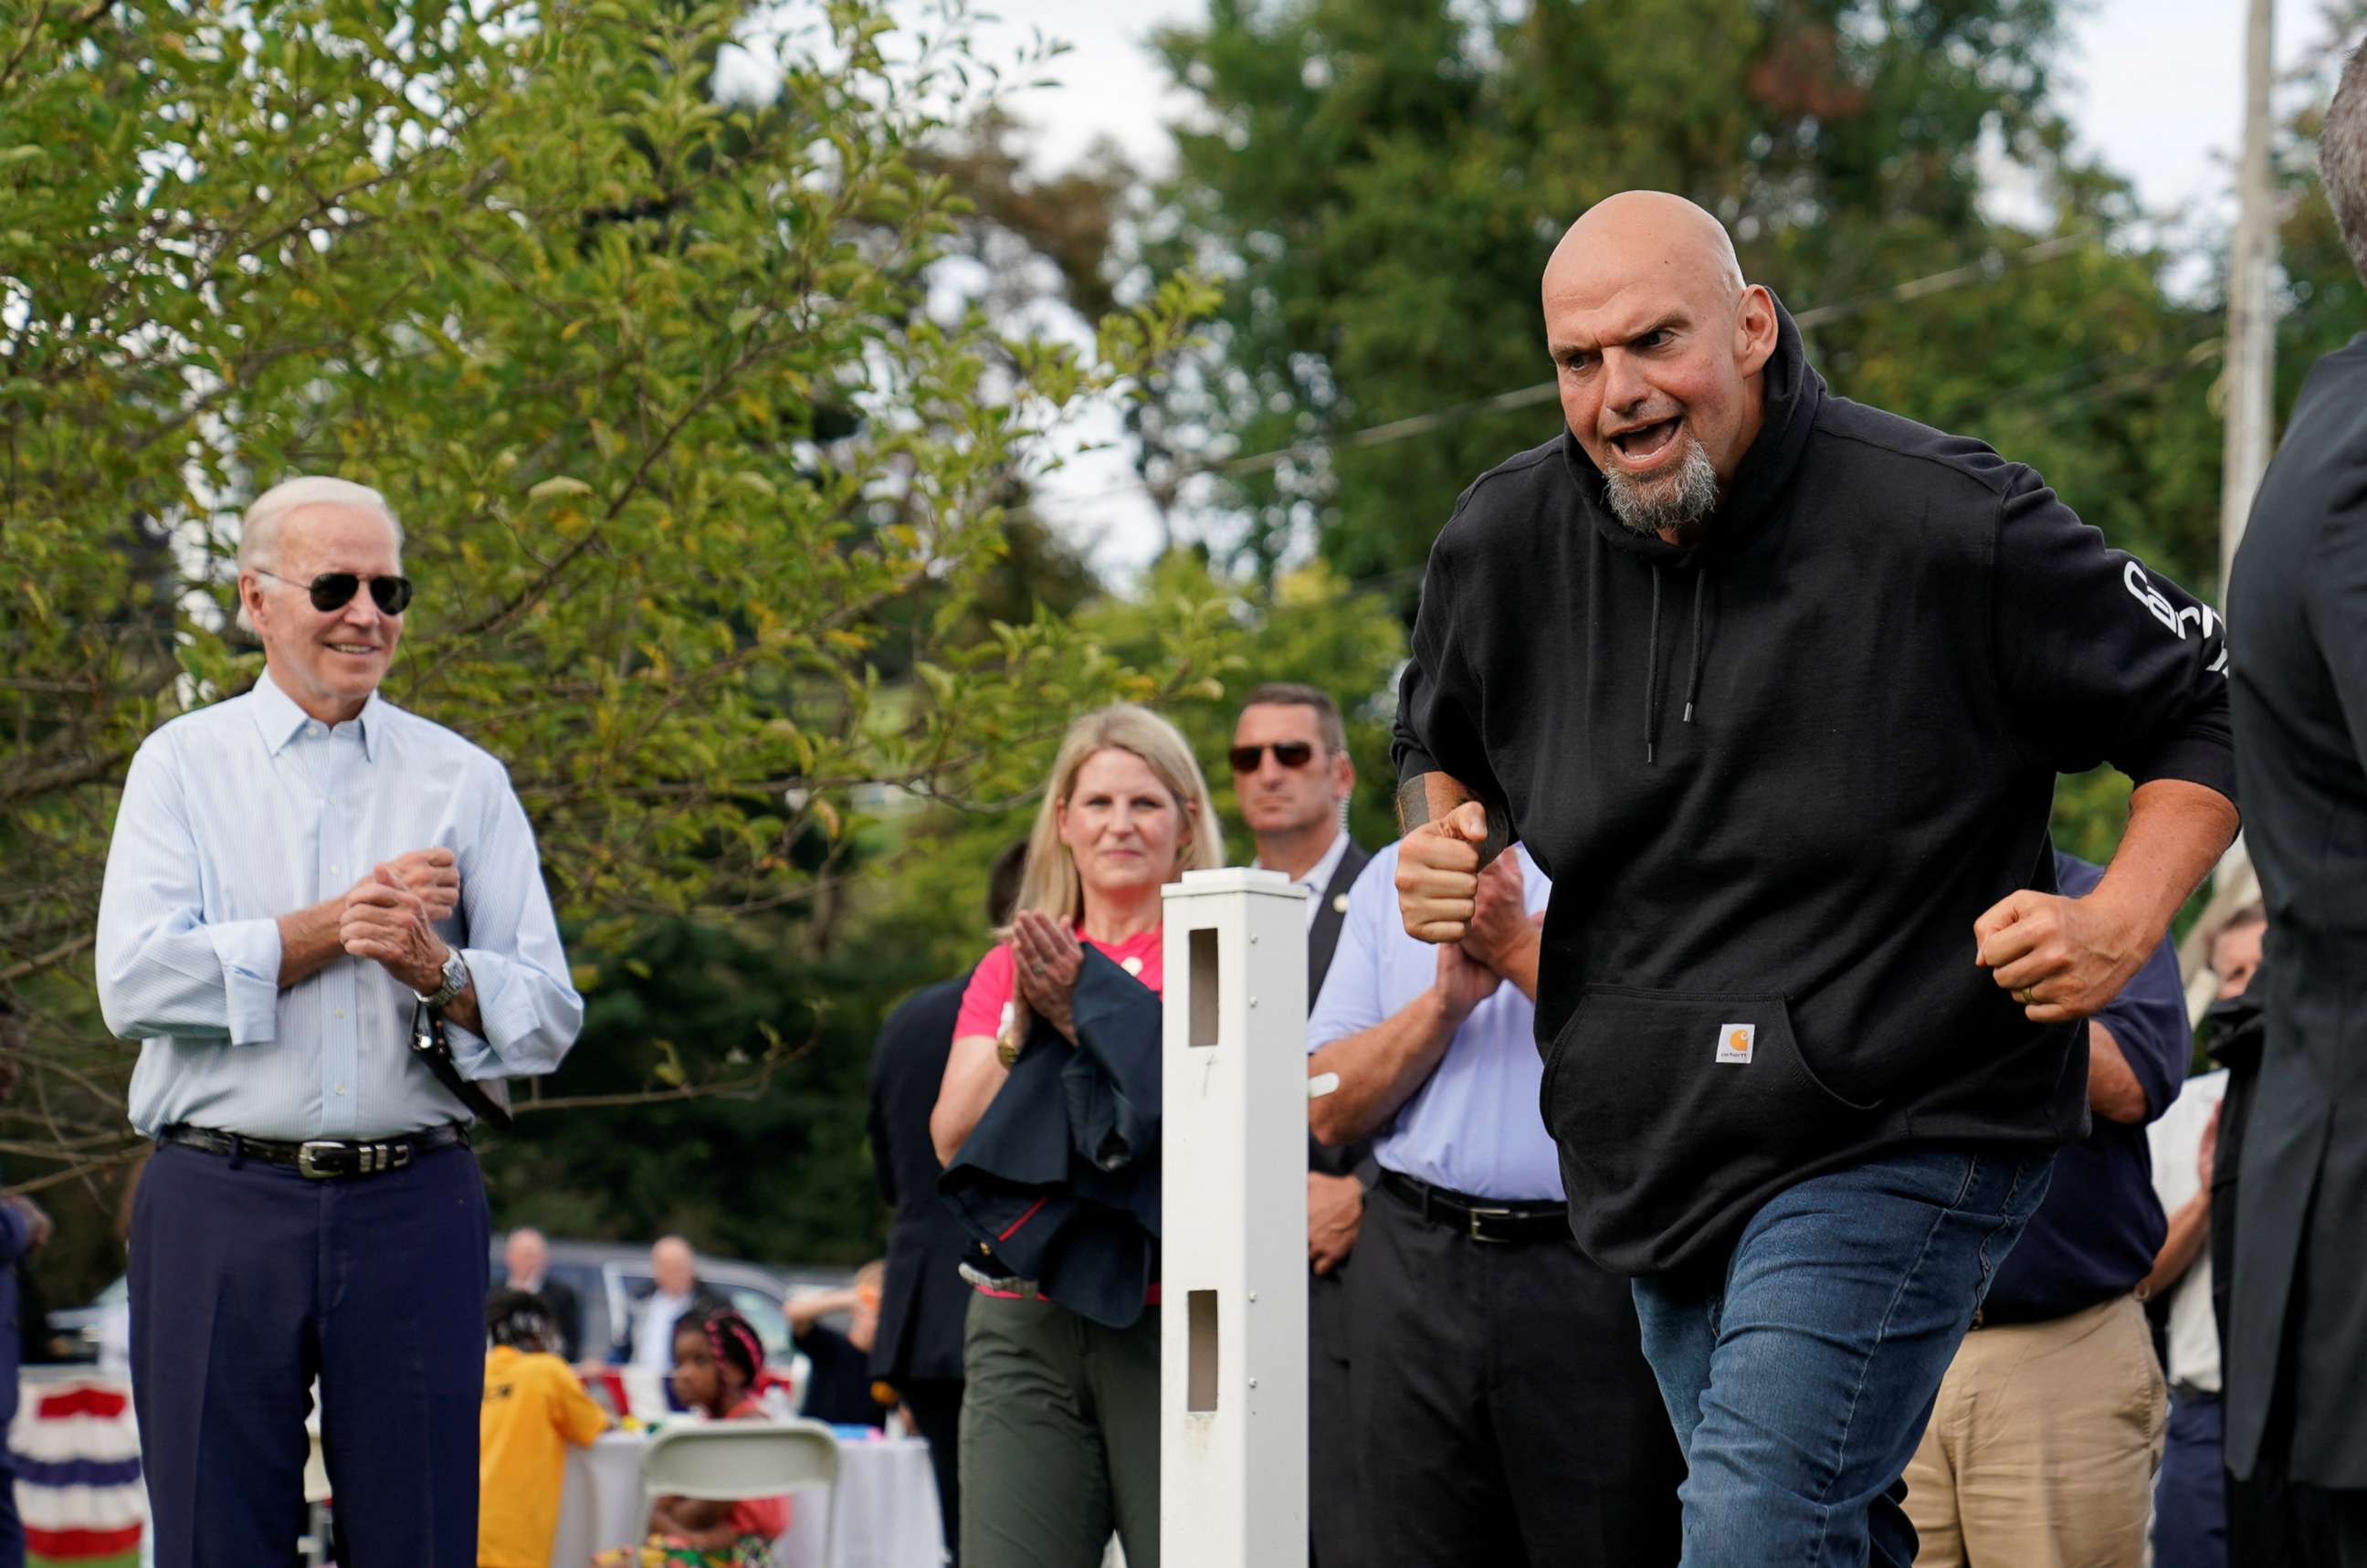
[551,1427,944,1568]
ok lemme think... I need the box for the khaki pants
[959,1290,1160,1568]
[1903,1293,2168,1568]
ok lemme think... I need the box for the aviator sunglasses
[250,567,415,616]
[1229,741,1316,773]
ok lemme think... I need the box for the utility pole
[2183,0,2278,1014]
[2221,0,2278,590]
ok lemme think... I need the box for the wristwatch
[415,948,471,1010]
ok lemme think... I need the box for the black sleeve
[1991,465,2236,803]
[1392,542,1511,810]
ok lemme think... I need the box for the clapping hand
[1010,910,1085,1044]
[1458,853,1533,973]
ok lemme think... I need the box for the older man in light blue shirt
[96,474,581,1568]
[1307,842,1678,1565]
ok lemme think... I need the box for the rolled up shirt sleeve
[440,760,583,1080]
[97,738,283,1046]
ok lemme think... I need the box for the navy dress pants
[130,1139,490,1568]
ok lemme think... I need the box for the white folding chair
[639,1419,840,1565]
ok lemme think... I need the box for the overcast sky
[944,0,2353,581]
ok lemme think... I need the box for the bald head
[652,1235,697,1297]
[1541,191,1778,540]
[504,1226,549,1284]
[1545,191,1744,302]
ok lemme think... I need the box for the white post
[1160,868,1309,1568]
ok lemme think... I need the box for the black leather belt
[159,1122,469,1180]
[1380,1169,1569,1246]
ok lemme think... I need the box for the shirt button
[310,725,324,738]
[334,1084,347,1096]
[333,1008,345,1020]
[329,864,341,875]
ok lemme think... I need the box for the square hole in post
[1186,1289,1219,1413]
[1189,926,1220,1048]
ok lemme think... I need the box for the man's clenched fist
[1396,800,1491,943]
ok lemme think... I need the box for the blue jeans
[1632,1145,2053,1568]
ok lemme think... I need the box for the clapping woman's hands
[1011,910,1085,1044]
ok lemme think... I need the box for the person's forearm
[1396,772,1510,865]
[278,897,348,987]
[789,1287,861,1334]
[2138,1189,2210,1302]
[1493,931,1541,1003]
[1309,991,1462,1147]
[931,1036,1006,1166]
[2092,779,2240,951]
[2088,1020,2149,1124]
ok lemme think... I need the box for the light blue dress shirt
[97,675,584,1141]
[1307,841,1562,1202]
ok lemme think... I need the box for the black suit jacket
[2225,331,2367,1489]
[866,973,977,1385]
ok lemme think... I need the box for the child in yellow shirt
[479,1289,610,1568]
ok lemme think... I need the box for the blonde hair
[1013,703,1223,929]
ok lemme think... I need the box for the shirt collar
[247,670,386,762]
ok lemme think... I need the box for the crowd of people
[74,32,2367,1568]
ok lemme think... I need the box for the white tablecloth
[551,1428,943,1568]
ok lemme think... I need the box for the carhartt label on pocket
[1715,1024,1755,1064]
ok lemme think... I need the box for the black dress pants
[1347,1178,1682,1566]
[1309,1264,1365,1567]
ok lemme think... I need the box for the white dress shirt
[1307,843,1562,1201]
[97,675,584,1140]
[1255,826,1353,932]
[2147,1067,2229,1392]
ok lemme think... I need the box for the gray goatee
[1602,437,1720,538]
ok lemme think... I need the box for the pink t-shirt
[953,927,1165,1041]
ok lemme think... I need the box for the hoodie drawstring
[1645,565,1663,763]
[1646,564,1711,763]
[1682,569,1708,725]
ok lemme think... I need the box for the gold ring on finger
[2013,986,2033,1005]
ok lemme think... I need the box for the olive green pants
[960,1290,1161,1568]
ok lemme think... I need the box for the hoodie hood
[1558,293,1825,572]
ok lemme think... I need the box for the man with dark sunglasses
[97,474,583,1568]
[1228,684,1373,1568]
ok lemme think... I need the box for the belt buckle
[1467,1205,1514,1245]
[297,1141,346,1180]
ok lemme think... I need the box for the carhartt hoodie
[1394,300,2235,1278]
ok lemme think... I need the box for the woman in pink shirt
[931,702,1221,1568]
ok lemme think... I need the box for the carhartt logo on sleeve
[1716,1024,1755,1065]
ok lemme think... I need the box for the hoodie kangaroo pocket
[1541,984,1878,1276]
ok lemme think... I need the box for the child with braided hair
[592,1308,790,1567]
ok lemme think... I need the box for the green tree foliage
[0,0,1220,1285]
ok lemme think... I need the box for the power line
[1022,232,2099,517]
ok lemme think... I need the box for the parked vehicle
[486,1237,852,1365]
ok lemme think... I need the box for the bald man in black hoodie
[1391,192,2237,1568]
